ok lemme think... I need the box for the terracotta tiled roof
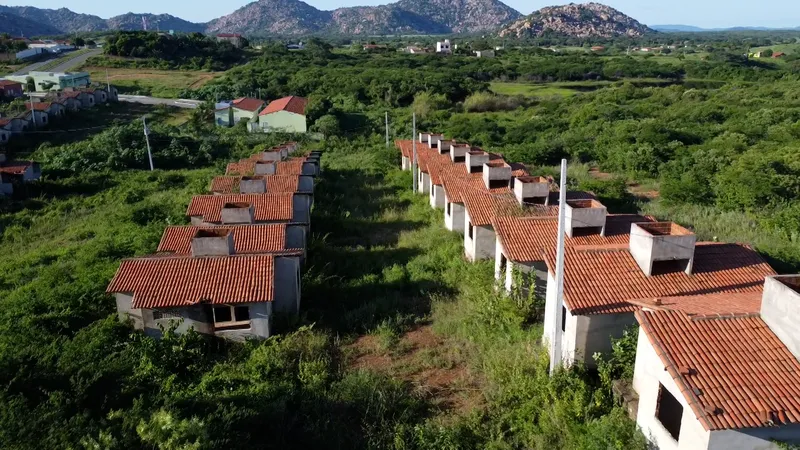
[186,194,294,223]
[0,118,11,127]
[210,175,302,194]
[231,97,266,112]
[106,254,275,309]
[631,292,762,316]
[0,80,21,87]
[636,309,800,431]
[260,96,308,116]
[464,189,595,227]
[495,214,653,263]
[26,102,53,111]
[226,159,307,176]
[0,161,36,175]
[157,225,292,255]
[61,91,83,99]
[276,159,305,175]
[548,242,776,315]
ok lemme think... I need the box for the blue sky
[4,0,799,28]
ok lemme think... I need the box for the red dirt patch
[346,325,483,416]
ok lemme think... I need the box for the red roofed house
[0,153,41,195]
[0,80,23,99]
[216,33,244,48]
[27,101,66,119]
[225,97,266,130]
[186,193,311,236]
[632,275,800,449]
[773,52,786,58]
[258,96,308,133]
[0,116,29,134]
[107,228,303,340]
[534,220,776,368]
[61,90,94,109]
[210,174,314,195]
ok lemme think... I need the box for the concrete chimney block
[255,161,276,176]
[428,134,443,148]
[438,139,455,155]
[466,151,490,174]
[239,177,267,194]
[514,176,550,205]
[450,144,470,163]
[565,200,608,237]
[257,150,281,162]
[220,202,255,224]
[191,229,235,257]
[761,275,800,361]
[419,132,431,144]
[629,222,696,276]
[482,162,512,189]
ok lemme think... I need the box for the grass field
[83,66,222,98]
[750,43,800,55]
[489,80,611,97]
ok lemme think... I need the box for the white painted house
[436,39,452,54]
[633,275,800,450]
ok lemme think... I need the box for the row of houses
[106,142,322,341]
[396,134,800,450]
[0,84,118,148]
[215,96,308,134]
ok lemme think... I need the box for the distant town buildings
[6,71,91,91]
[436,39,453,54]
[215,33,244,48]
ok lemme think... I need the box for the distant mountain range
[1,1,789,39]
[500,2,651,38]
[652,24,800,32]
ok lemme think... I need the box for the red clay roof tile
[231,97,266,112]
[106,254,275,309]
[187,194,294,223]
[157,225,292,255]
[637,309,800,431]
[260,96,307,116]
[210,175,302,194]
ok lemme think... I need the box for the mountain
[208,0,522,35]
[651,24,705,32]
[106,13,205,32]
[499,2,652,38]
[0,6,107,33]
[0,11,63,36]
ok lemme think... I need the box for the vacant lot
[83,66,222,98]
[490,80,612,97]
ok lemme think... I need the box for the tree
[313,114,341,138]
[74,37,86,47]
[761,49,774,57]
[25,77,35,93]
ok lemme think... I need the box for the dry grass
[83,67,222,98]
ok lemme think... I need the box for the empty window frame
[212,305,251,330]
[656,383,683,441]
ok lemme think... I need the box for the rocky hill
[0,11,63,37]
[106,13,205,33]
[499,2,652,38]
[208,0,522,35]
[0,6,107,33]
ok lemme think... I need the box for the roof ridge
[571,243,630,252]
[689,312,761,321]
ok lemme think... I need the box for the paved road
[11,48,103,75]
[118,95,203,109]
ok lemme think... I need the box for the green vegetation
[83,66,221,98]
[96,31,247,71]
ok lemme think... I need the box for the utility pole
[385,111,389,147]
[550,158,568,376]
[143,116,154,171]
[106,69,111,92]
[29,94,37,129]
[412,112,417,193]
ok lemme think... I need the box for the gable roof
[106,254,275,309]
[260,96,308,116]
[225,158,309,176]
[0,161,37,175]
[26,102,54,111]
[186,193,295,223]
[210,175,303,194]
[549,242,776,315]
[636,309,800,431]
[0,80,21,87]
[157,224,292,255]
[231,97,266,112]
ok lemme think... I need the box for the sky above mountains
[3,0,799,28]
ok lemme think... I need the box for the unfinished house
[186,193,311,235]
[210,175,314,195]
[633,276,800,450]
[539,222,776,368]
[0,156,42,194]
[0,116,29,134]
[107,249,302,341]
[157,223,307,259]
[226,157,317,178]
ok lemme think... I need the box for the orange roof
[636,309,800,431]
[186,194,294,223]
[0,161,36,175]
[157,225,293,255]
[550,242,776,315]
[26,102,54,111]
[0,118,11,127]
[495,214,653,263]
[231,97,266,112]
[0,80,21,87]
[61,91,83,99]
[260,96,308,116]
[634,292,762,316]
[226,158,308,176]
[106,254,275,309]
[210,175,302,194]
[464,189,595,227]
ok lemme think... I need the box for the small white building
[633,275,800,450]
[474,50,495,58]
[436,39,452,54]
